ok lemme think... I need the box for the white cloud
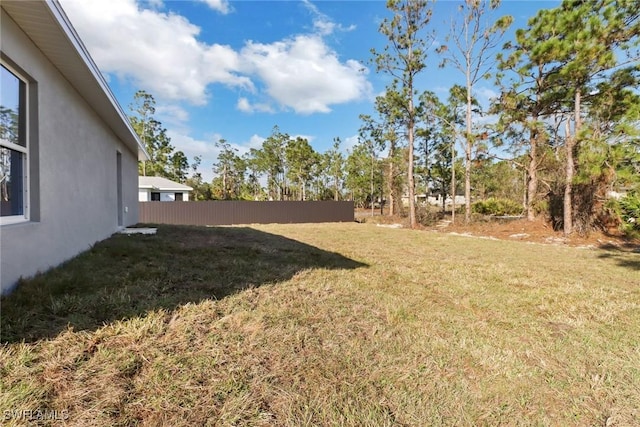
[236,97,274,114]
[247,134,266,149]
[168,131,219,155]
[302,0,356,36]
[343,134,360,152]
[236,97,252,113]
[61,0,370,114]
[198,0,231,14]
[61,0,251,105]
[474,113,499,127]
[291,134,315,143]
[476,86,499,103]
[156,104,189,124]
[146,0,164,9]
[241,35,371,114]
[314,19,337,37]
[167,131,220,181]
[60,0,373,178]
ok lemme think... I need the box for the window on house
[175,192,183,201]
[151,192,160,201]
[1,64,28,222]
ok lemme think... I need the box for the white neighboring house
[1,0,149,294]
[402,193,466,207]
[139,176,193,202]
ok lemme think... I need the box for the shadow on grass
[1,225,367,343]
[597,242,640,271]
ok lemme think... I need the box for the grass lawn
[1,223,639,426]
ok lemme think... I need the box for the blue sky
[59,0,559,181]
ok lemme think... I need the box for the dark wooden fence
[139,201,354,226]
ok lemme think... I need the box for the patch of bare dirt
[444,217,639,251]
[447,216,563,243]
[355,209,639,251]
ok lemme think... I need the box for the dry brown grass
[1,223,639,426]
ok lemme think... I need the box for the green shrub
[416,206,444,226]
[617,192,640,238]
[472,198,523,216]
[533,199,549,217]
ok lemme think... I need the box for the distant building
[139,176,193,202]
[402,193,466,207]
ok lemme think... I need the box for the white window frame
[0,62,29,225]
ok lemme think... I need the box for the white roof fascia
[138,177,193,192]
[157,187,193,191]
[44,0,150,161]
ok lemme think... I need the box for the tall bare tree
[438,0,512,223]
[360,88,407,216]
[371,0,435,228]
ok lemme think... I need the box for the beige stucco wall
[1,10,139,294]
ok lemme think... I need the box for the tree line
[131,0,640,237]
[130,93,348,202]
[361,0,639,235]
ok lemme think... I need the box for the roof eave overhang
[139,186,193,192]
[2,0,150,161]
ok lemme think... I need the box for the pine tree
[129,90,188,182]
[371,0,435,228]
[508,0,640,235]
[251,126,288,201]
[360,86,410,217]
[326,138,345,201]
[438,0,512,223]
[285,137,319,201]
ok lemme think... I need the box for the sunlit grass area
[1,223,639,426]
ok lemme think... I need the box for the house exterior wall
[0,11,139,294]
[138,189,190,202]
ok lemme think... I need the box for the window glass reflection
[0,147,24,216]
[0,65,23,147]
[1,65,27,218]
